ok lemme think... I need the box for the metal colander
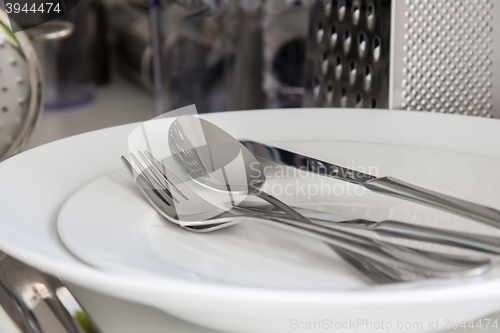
[305,0,499,118]
[0,10,42,161]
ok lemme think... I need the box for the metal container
[149,0,310,113]
[0,10,43,161]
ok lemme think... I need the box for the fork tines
[121,152,180,205]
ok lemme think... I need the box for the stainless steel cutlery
[119,115,500,283]
[0,252,100,333]
[121,150,492,283]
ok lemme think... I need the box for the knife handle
[364,176,500,230]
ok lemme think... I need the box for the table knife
[240,140,500,230]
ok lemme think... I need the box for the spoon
[167,114,310,222]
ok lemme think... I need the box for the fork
[121,151,491,281]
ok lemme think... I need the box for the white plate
[56,168,378,291]
[2,109,500,332]
[58,147,500,291]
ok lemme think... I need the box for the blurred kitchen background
[1,0,498,150]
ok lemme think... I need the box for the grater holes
[367,3,374,16]
[344,29,352,54]
[307,0,390,109]
[352,1,361,25]
[322,52,329,75]
[358,32,367,58]
[341,87,347,107]
[325,0,332,17]
[338,2,346,21]
[367,3,375,30]
[317,22,324,44]
[326,82,334,104]
[401,0,493,117]
[364,65,372,91]
[330,26,338,49]
[335,56,342,80]
[1,106,7,113]
[349,61,357,85]
[355,93,363,107]
[373,36,381,62]
[371,97,378,108]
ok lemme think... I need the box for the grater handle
[365,176,500,230]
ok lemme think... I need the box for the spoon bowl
[168,115,265,194]
[168,115,309,222]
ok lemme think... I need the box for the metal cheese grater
[304,0,500,118]
[305,0,391,109]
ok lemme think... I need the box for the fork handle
[364,176,500,229]
[252,216,490,278]
[248,191,490,278]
